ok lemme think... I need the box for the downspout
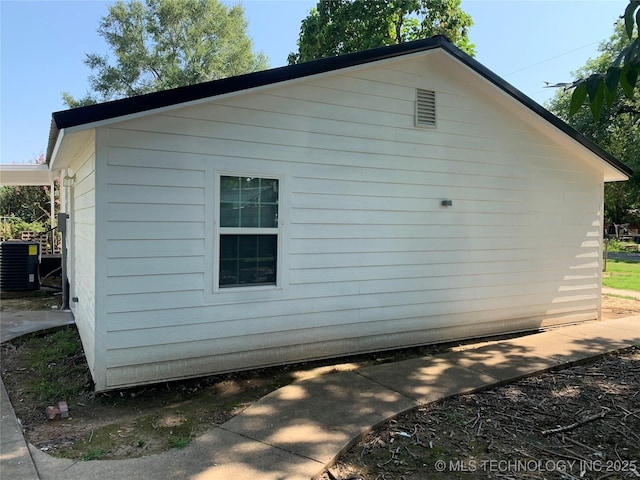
[49,128,71,310]
[58,211,70,310]
[50,178,55,253]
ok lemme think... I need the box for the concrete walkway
[1,311,638,480]
[1,309,75,480]
[0,310,75,343]
[603,286,640,301]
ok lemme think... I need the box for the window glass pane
[219,203,239,227]
[259,178,278,228]
[256,235,277,284]
[255,235,277,284]
[219,235,277,287]
[220,177,241,228]
[259,178,278,203]
[220,176,278,228]
[239,255,261,285]
[259,204,278,229]
[241,203,259,228]
[219,235,239,286]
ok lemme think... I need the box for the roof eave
[435,42,633,180]
[45,37,447,162]
[45,35,632,179]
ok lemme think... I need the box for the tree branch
[541,410,608,436]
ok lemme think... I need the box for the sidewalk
[603,286,640,301]
[0,310,75,343]
[0,309,75,480]
[1,313,638,480]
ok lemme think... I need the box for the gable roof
[46,35,632,178]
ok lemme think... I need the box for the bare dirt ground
[1,290,62,311]
[602,293,640,320]
[1,291,639,467]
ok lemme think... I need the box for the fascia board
[58,50,438,134]
[48,128,66,171]
[438,51,630,182]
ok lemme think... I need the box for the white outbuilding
[45,37,631,391]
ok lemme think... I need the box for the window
[218,176,279,288]
[415,89,436,127]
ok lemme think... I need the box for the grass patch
[606,294,639,301]
[606,239,640,253]
[81,449,106,461]
[2,322,297,461]
[603,259,640,291]
[168,435,191,449]
[20,327,92,403]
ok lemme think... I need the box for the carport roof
[0,164,55,186]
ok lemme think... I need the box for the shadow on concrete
[9,316,640,480]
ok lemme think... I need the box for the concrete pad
[504,333,614,364]
[554,318,640,352]
[1,379,39,480]
[442,342,566,382]
[357,355,499,404]
[437,341,562,382]
[441,318,640,382]
[1,310,74,343]
[223,370,417,466]
[601,316,640,334]
[32,427,321,480]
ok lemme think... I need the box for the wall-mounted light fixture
[63,174,76,187]
[441,199,453,207]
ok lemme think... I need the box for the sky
[0,0,629,164]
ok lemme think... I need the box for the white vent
[415,89,436,127]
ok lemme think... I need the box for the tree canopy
[569,1,639,119]
[0,155,59,239]
[64,0,268,107]
[288,0,474,65]
[548,22,639,225]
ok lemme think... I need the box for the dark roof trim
[46,38,444,161]
[436,40,633,178]
[47,36,632,177]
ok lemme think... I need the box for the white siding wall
[67,131,97,375]
[98,53,604,390]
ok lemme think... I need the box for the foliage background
[288,0,474,64]
[0,154,59,241]
[547,22,639,226]
[64,0,268,106]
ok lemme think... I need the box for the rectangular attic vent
[415,89,436,127]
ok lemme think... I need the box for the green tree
[548,23,639,225]
[64,0,268,106]
[288,0,474,65]
[569,1,639,119]
[0,155,59,239]
[0,185,54,225]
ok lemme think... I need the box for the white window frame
[213,171,283,293]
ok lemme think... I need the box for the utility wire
[504,41,599,77]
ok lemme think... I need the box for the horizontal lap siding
[69,133,97,374]
[103,148,207,319]
[101,54,603,389]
